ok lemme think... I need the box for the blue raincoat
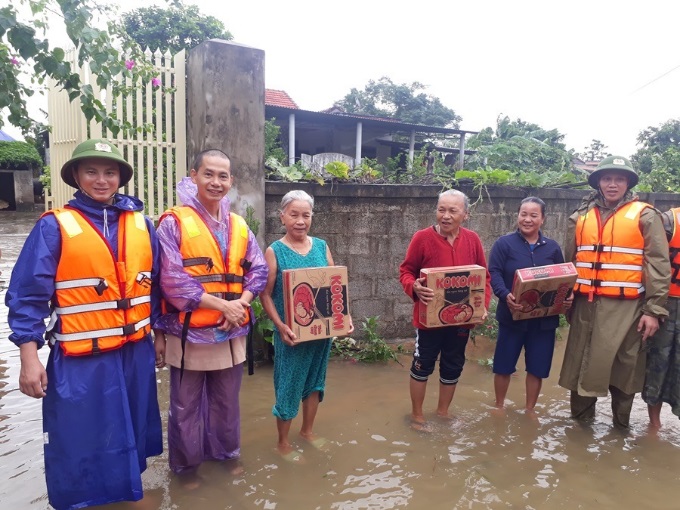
[5,191,163,510]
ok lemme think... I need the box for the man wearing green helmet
[6,138,164,508]
[559,156,670,428]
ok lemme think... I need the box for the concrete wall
[186,40,266,242]
[265,182,680,340]
[0,169,34,211]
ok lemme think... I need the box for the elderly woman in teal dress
[260,190,353,461]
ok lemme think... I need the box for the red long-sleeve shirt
[399,225,492,329]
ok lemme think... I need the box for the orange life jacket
[46,207,153,356]
[573,200,649,300]
[159,206,251,328]
[668,207,680,297]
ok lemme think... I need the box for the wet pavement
[2,211,680,510]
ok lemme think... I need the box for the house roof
[266,104,478,136]
[265,89,299,109]
[264,89,477,137]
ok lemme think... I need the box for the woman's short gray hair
[438,189,470,211]
[280,190,314,212]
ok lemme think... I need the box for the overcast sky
[7,0,680,158]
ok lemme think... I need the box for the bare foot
[409,416,432,433]
[490,406,507,418]
[300,432,332,451]
[524,408,539,423]
[277,443,305,463]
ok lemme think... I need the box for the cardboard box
[418,265,486,328]
[510,262,577,321]
[283,265,351,342]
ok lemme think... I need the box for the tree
[466,115,572,174]
[335,77,461,128]
[1,1,156,135]
[122,5,232,54]
[632,118,680,173]
[578,139,611,162]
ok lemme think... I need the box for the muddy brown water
[2,211,680,510]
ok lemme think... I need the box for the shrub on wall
[0,141,43,170]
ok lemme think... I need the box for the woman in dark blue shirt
[489,197,570,414]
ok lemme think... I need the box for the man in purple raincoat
[155,149,267,474]
[6,139,163,509]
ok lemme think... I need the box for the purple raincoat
[156,177,267,473]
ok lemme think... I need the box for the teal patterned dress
[271,237,333,420]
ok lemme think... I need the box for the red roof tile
[265,89,298,109]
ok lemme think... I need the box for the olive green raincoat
[559,190,670,397]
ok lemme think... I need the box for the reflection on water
[2,211,680,509]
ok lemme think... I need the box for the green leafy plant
[250,297,274,344]
[324,161,350,180]
[470,299,499,343]
[351,158,382,182]
[331,316,400,363]
[243,203,260,237]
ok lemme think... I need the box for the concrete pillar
[459,133,466,169]
[355,121,362,168]
[288,113,296,166]
[408,130,416,167]
[186,40,265,245]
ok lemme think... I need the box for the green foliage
[633,118,680,175]
[265,119,287,165]
[265,157,324,184]
[331,316,399,363]
[636,146,680,192]
[466,115,572,175]
[1,0,157,135]
[578,139,611,162]
[336,76,461,128]
[122,4,232,54]
[324,161,350,180]
[39,164,51,193]
[243,203,260,237]
[470,299,499,343]
[0,141,42,169]
[351,158,382,182]
[250,298,274,344]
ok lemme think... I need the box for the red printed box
[418,265,486,328]
[510,262,577,321]
[283,266,351,342]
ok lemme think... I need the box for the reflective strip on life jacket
[50,316,151,342]
[574,201,649,299]
[576,245,644,255]
[574,262,643,271]
[159,206,251,329]
[54,295,151,315]
[46,208,153,355]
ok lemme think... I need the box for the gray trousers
[570,387,636,428]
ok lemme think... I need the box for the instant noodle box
[283,265,351,342]
[510,262,577,321]
[418,265,486,328]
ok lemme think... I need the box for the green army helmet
[588,155,638,189]
[60,139,133,188]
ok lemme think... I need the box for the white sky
[6,0,680,157]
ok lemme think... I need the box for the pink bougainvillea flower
[11,57,19,65]
[151,77,161,87]
[124,60,135,70]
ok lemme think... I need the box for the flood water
[2,211,680,510]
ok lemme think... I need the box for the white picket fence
[46,48,186,218]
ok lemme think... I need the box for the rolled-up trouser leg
[570,391,597,421]
[609,385,635,428]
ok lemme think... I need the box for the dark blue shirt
[489,230,565,330]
